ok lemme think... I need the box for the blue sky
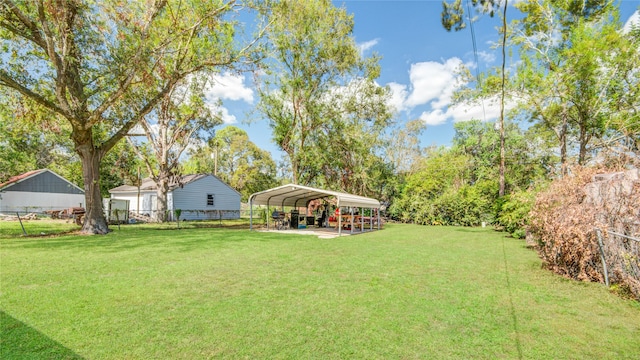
[205,0,640,162]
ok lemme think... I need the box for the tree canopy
[256,0,392,192]
[0,0,266,233]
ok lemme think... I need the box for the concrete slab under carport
[258,225,378,239]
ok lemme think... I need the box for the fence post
[16,212,27,236]
[595,228,610,287]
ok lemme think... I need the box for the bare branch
[100,76,178,153]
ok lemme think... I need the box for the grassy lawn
[1,223,638,359]
[0,218,81,238]
[0,217,254,239]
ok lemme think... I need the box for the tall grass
[1,224,638,359]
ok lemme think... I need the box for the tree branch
[0,0,47,49]
[90,0,168,125]
[100,75,178,154]
[0,69,70,117]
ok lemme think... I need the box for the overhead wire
[466,0,487,122]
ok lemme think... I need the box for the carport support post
[249,200,253,231]
[350,207,354,234]
[338,203,342,236]
[370,208,373,232]
[377,208,380,230]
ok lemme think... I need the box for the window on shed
[207,194,215,206]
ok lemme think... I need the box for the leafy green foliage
[257,0,393,191]
[127,76,224,222]
[390,121,549,227]
[441,0,500,32]
[497,188,537,238]
[0,0,265,233]
[184,126,279,201]
[0,91,74,182]
[510,1,636,169]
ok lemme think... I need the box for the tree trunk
[499,123,506,197]
[156,173,170,222]
[560,111,568,177]
[291,155,299,184]
[76,138,110,234]
[578,124,588,166]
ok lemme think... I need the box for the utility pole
[137,166,141,214]
[499,0,508,197]
[214,143,218,176]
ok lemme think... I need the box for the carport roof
[249,183,381,209]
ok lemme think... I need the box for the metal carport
[248,183,381,235]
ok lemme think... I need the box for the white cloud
[477,51,496,64]
[419,108,448,126]
[387,82,409,113]
[218,107,237,124]
[358,38,379,53]
[204,103,238,124]
[623,10,639,35]
[387,56,525,127]
[205,73,254,103]
[418,95,516,126]
[448,98,502,122]
[404,58,464,108]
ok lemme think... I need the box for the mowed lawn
[1,223,638,359]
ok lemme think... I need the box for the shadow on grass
[1,226,283,253]
[453,227,491,233]
[0,311,84,359]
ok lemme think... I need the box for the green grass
[1,224,638,359]
[0,217,255,239]
[0,218,80,238]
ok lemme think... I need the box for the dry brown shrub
[529,166,640,300]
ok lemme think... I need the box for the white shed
[109,174,241,221]
[0,169,85,213]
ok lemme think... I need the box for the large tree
[447,0,628,175]
[0,88,140,195]
[184,125,279,201]
[601,14,640,164]
[385,119,426,176]
[0,90,71,181]
[510,0,624,171]
[127,76,221,222]
[0,0,265,233]
[256,0,391,188]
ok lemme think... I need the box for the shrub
[498,188,537,238]
[528,167,606,282]
[528,166,640,300]
[407,185,493,227]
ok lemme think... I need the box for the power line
[466,0,487,122]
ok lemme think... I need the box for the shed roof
[109,174,241,196]
[249,183,380,209]
[0,169,45,189]
[0,169,84,193]
[109,174,208,193]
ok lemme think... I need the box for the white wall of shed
[165,176,240,220]
[110,193,146,213]
[0,191,85,213]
